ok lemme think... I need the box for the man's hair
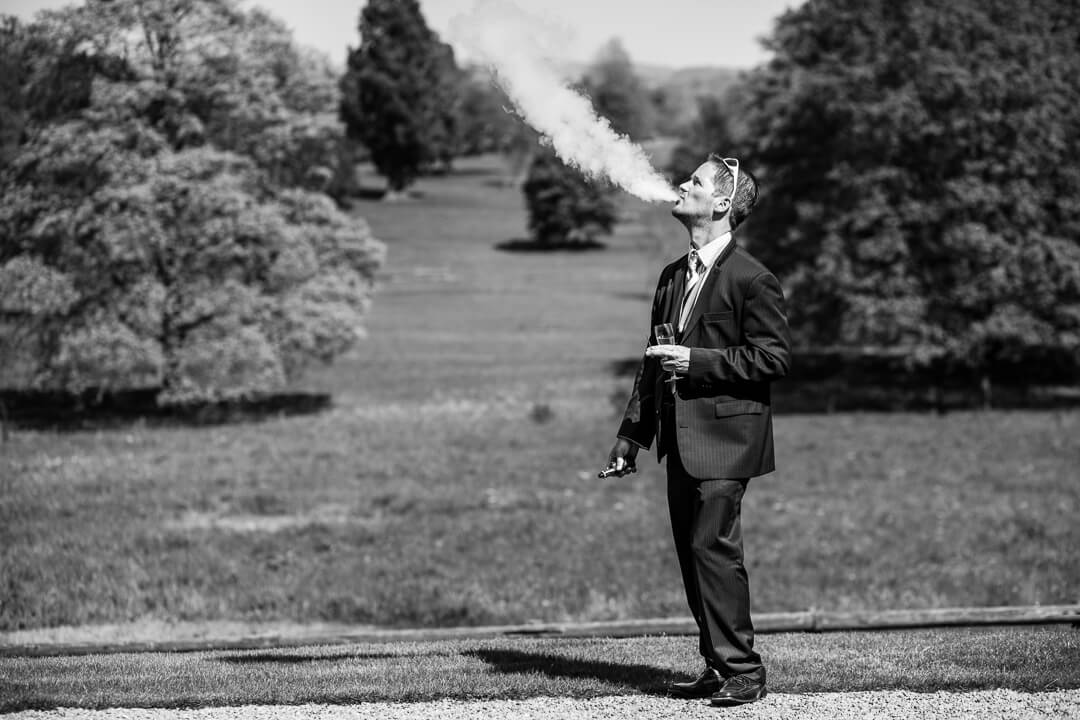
[708,153,758,230]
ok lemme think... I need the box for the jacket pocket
[715,400,766,418]
[703,311,734,322]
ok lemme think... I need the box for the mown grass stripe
[5,605,1079,658]
[1,628,1078,712]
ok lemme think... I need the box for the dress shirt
[678,232,732,332]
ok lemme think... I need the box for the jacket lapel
[666,256,688,327]
[680,239,738,339]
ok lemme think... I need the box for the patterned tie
[686,250,705,292]
[679,249,707,331]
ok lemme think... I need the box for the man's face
[672,161,729,221]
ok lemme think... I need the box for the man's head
[672,154,758,231]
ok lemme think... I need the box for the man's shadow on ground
[463,648,684,695]
[211,643,1080,697]
[217,647,683,695]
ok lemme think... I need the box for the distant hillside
[643,66,743,136]
[634,64,742,96]
[563,61,743,134]
[563,60,739,90]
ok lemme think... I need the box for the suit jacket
[617,240,792,479]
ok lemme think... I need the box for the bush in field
[340,0,461,192]
[522,148,617,246]
[0,2,384,403]
[739,0,1080,375]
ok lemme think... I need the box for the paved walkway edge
[7,691,1080,720]
[3,603,1078,657]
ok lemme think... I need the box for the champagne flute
[653,322,678,385]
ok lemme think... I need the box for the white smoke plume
[449,0,678,203]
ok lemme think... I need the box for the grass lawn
[1,627,1078,711]
[1,154,1078,633]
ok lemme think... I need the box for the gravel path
[9,691,1080,720]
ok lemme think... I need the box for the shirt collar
[690,232,732,270]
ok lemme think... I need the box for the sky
[6,0,797,69]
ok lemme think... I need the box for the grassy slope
[2,628,1078,711]
[1,155,1078,632]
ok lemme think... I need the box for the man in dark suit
[605,154,791,707]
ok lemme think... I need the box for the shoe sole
[709,687,767,706]
[669,687,720,700]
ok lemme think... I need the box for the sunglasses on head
[719,157,739,205]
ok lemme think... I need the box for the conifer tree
[340,0,460,193]
[582,38,653,141]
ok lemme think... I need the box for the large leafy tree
[0,13,103,164]
[191,7,357,195]
[0,2,384,403]
[740,0,1080,374]
[4,1,356,195]
[340,0,460,193]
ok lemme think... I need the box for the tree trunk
[932,382,946,416]
[382,189,411,202]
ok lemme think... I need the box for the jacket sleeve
[616,275,666,449]
[617,349,658,449]
[687,271,792,385]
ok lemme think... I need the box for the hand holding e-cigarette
[600,438,639,478]
[598,460,637,479]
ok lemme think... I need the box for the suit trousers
[662,403,762,677]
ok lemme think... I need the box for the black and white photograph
[1,0,1078,718]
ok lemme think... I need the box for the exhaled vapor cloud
[449,0,678,203]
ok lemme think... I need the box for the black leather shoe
[669,667,722,698]
[709,672,767,706]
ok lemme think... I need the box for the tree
[1,112,384,403]
[0,14,103,165]
[455,67,539,185]
[667,94,740,187]
[522,148,617,246]
[340,0,460,193]
[457,68,520,156]
[191,8,358,194]
[4,1,355,195]
[582,38,653,141]
[0,1,384,403]
[426,40,464,172]
[738,0,1080,379]
[0,17,32,164]
[648,67,741,138]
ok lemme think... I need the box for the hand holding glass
[653,323,679,385]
